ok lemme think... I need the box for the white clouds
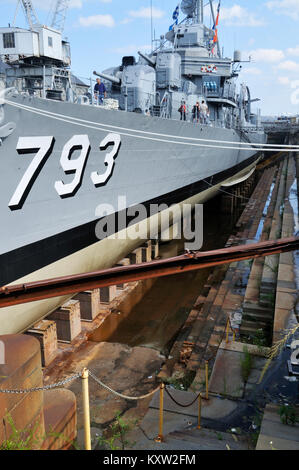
[120,18,133,25]
[220,5,264,26]
[266,0,299,20]
[276,77,299,105]
[278,76,291,85]
[287,45,299,56]
[79,14,115,27]
[128,7,165,20]
[275,46,299,75]
[120,6,165,26]
[249,48,285,63]
[277,60,299,71]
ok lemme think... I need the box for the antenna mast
[197,0,204,23]
[51,0,70,33]
[208,0,221,58]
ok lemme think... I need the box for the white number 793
[8,133,121,210]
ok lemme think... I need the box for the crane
[50,0,70,33]
[13,0,40,31]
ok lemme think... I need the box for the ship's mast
[196,0,204,24]
[208,0,221,58]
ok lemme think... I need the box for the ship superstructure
[94,0,261,130]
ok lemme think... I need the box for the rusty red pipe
[0,237,298,308]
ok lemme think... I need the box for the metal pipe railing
[0,237,298,308]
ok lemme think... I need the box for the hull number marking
[9,133,121,210]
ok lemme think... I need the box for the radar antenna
[181,0,203,23]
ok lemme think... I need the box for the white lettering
[9,136,54,210]
[55,134,90,197]
[91,133,121,186]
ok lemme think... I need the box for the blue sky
[1,0,299,115]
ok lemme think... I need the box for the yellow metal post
[155,383,165,443]
[197,393,202,430]
[233,330,236,342]
[226,318,230,343]
[81,368,91,451]
[205,361,209,400]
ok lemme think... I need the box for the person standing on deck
[200,100,208,124]
[94,78,107,105]
[192,102,200,123]
[179,101,187,121]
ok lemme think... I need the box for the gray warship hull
[0,93,265,334]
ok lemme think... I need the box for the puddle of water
[289,179,299,318]
[255,182,276,242]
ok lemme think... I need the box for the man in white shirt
[200,100,208,124]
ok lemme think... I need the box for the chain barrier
[0,368,207,447]
[164,386,201,408]
[0,368,162,450]
[0,370,160,401]
[88,370,160,401]
[0,373,81,394]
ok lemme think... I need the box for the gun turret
[93,71,121,85]
[138,51,156,67]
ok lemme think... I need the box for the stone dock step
[240,320,270,336]
[273,155,298,342]
[242,163,282,312]
[259,159,288,303]
[242,302,273,316]
[240,154,294,343]
[242,310,273,323]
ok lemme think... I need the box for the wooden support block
[74,290,102,322]
[141,241,152,263]
[100,285,117,304]
[129,248,143,265]
[151,239,159,259]
[27,320,58,367]
[48,300,81,343]
[74,291,92,321]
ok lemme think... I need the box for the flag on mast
[169,4,180,30]
[212,1,221,44]
[212,1,221,54]
[172,4,180,23]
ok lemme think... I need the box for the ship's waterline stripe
[7,99,294,150]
